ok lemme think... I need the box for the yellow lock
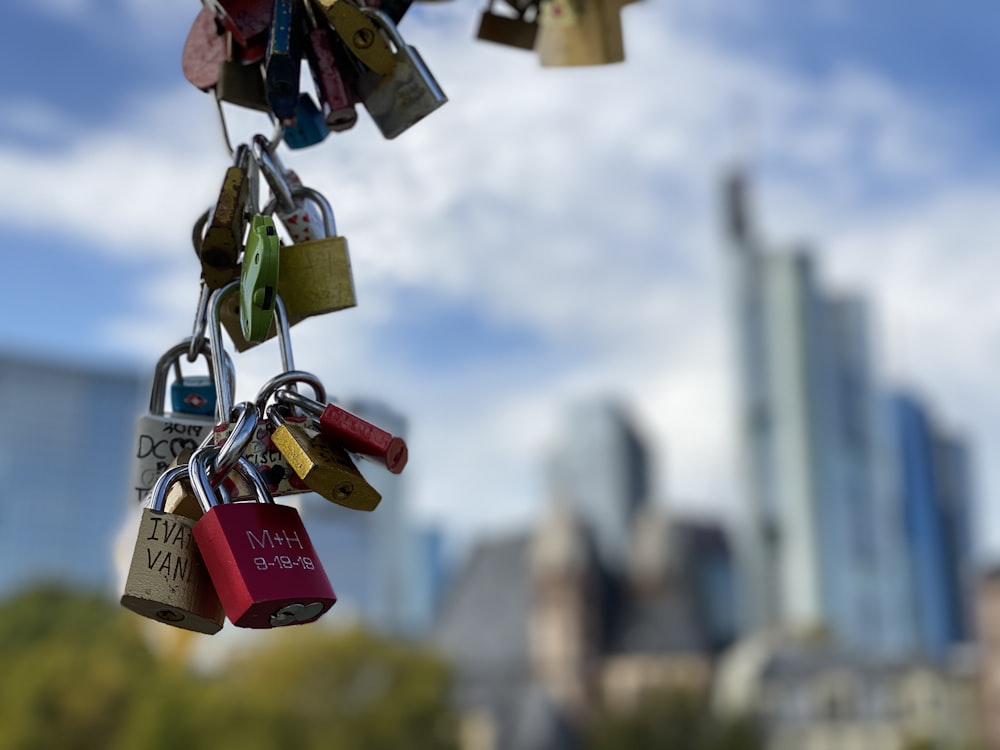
[536,0,625,66]
[268,409,382,511]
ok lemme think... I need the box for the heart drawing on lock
[270,602,325,626]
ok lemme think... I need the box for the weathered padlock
[265,0,302,120]
[216,33,271,112]
[476,0,540,50]
[354,7,448,139]
[183,5,228,91]
[536,0,624,66]
[205,0,274,48]
[200,144,253,290]
[267,406,382,511]
[272,186,357,321]
[275,388,407,474]
[191,448,337,628]
[313,0,396,77]
[301,0,359,132]
[282,93,331,149]
[121,464,226,634]
[129,338,227,505]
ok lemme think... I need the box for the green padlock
[240,215,280,343]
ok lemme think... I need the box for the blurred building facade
[723,169,974,662]
[435,399,736,750]
[0,351,145,597]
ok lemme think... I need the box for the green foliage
[585,688,765,750]
[0,585,457,750]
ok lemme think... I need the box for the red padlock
[190,448,336,628]
[205,0,274,48]
[275,390,408,474]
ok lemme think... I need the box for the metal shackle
[210,401,261,486]
[145,464,190,513]
[263,186,337,238]
[150,338,216,417]
[209,280,295,416]
[252,134,295,215]
[255,370,327,416]
[273,388,327,420]
[191,447,276,514]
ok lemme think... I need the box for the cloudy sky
[4,0,1000,558]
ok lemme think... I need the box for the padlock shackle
[273,388,325,419]
[209,281,295,415]
[261,185,337,238]
[255,370,327,415]
[146,464,190,512]
[191,446,276,514]
[151,338,221,416]
[252,134,296,215]
[212,401,261,485]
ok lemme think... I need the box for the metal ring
[188,284,211,362]
[211,401,260,486]
[255,370,327,414]
[252,134,296,214]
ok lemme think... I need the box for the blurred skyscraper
[545,399,650,572]
[721,168,952,659]
[0,351,144,597]
[892,392,975,660]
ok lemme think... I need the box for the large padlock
[476,0,539,50]
[190,448,337,628]
[313,0,396,78]
[354,7,447,140]
[129,338,227,505]
[273,186,357,321]
[120,464,226,634]
[536,0,624,66]
[275,388,407,474]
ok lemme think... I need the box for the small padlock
[121,464,226,634]
[200,144,253,289]
[183,5,228,91]
[354,7,448,139]
[476,0,539,50]
[171,372,217,417]
[273,186,357,321]
[275,389,407,474]
[190,448,337,628]
[282,93,331,149]
[216,32,271,112]
[301,0,359,132]
[240,214,281,343]
[536,0,624,66]
[206,0,274,48]
[267,406,382,511]
[265,0,302,120]
[129,338,226,505]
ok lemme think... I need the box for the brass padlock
[354,7,448,140]
[274,186,357,321]
[121,464,226,634]
[267,406,382,511]
[536,0,624,66]
[199,144,252,290]
[476,0,539,50]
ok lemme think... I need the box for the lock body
[536,0,624,66]
[122,507,225,634]
[283,94,331,149]
[171,375,217,416]
[193,502,336,628]
[212,419,308,498]
[183,5,228,91]
[270,416,382,510]
[477,3,539,49]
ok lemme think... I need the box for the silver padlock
[129,338,232,504]
[355,7,447,140]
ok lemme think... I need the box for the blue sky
[4,0,1000,558]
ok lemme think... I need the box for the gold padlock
[268,408,382,511]
[121,465,225,634]
[536,0,624,66]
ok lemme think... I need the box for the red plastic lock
[190,448,336,628]
[276,390,408,474]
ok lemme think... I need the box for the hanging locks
[121,464,226,634]
[191,448,337,628]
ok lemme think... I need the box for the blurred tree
[585,689,764,750]
[0,586,457,750]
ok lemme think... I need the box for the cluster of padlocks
[119,0,425,634]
